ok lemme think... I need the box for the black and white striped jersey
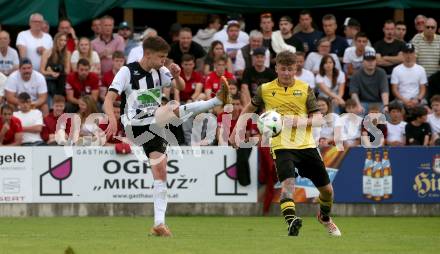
[108,62,173,126]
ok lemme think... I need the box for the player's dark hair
[275,51,296,66]
[143,36,170,53]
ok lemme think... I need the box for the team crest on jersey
[271,91,276,96]
[293,90,302,96]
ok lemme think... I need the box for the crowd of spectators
[1,11,440,150]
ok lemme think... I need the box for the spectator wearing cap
[126,27,157,64]
[41,95,70,145]
[193,14,222,52]
[294,10,323,53]
[414,15,427,35]
[65,58,99,112]
[295,51,316,90]
[343,32,375,77]
[213,20,249,45]
[271,16,304,54]
[13,92,45,146]
[16,13,53,71]
[213,21,246,72]
[235,30,270,78]
[391,43,427,109]
[411,17,440,77]
[91,15,125,74]
[322,14,349,59]
[58,18,78,53]
[100,51,125,102]
[374,20,405,75]
[0,104,23,146]
[349,50,389,115]
[4,58,49,115]
[343,17,361,46]
[168,27,206,67]
[241,47,276,105]
[304,37,342,74]
[0,30,19,76]
[118,21,137,57]
[395,21,407,42]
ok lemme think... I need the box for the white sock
[178,98,222,119]
[153,180,167,226]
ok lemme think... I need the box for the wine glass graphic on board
[215,156,247,196]
[40,156,73,196]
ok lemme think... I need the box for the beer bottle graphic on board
[362,149,373,199]
[372,150,384,201]
[382,149,392,200]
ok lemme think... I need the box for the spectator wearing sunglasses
[410,18,440,77]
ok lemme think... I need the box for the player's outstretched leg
[176,76,231,119]
[317,184,341,237]
[280,178,302,236]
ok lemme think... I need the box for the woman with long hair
[203,40,233,76]
[40,32,71,97]
[71,37,100,73]
[314,96,339,147]
[316,55,346,112]
[76,95,104,145]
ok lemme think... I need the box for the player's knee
[319,184,334,199]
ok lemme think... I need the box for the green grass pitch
[0,216,439,254]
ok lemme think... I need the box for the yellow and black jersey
[251,78,319,150]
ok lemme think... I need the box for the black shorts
[274,148,330,188]
[124,124,168,157]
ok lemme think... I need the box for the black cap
[19,57,32,67]
[402,43,415,53]
[344,17,361,27]
[118,21,130,30]
[252,47,266,56]
[363,50,376,60]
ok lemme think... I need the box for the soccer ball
[257,111,283,137]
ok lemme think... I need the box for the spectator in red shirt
[99,101,124,145]
[204,55,234,98]
[0,104,23,146]
[41,95,71,145]
[176,54,203,103]
[65,58,99,112]
[100,50,125,102]
[57,18,77,53]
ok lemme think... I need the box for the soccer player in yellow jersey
[230,50,341,237]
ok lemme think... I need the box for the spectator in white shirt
[304,37,341,74]
[126,28,158,64]
[216,21,247,73]
[4,58,48,115]
[13,92,44,146]
[316,55,346,112]
[391,43,427,109]
[16,13,53,71]
[386,101,406,146]
[212,20,249,46]
[71,37,101,74]
[0,30,19,76]
[343,32,374,77]
[428,95,440,145]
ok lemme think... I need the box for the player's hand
[169,63,181,79]
[105,117,118,140]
